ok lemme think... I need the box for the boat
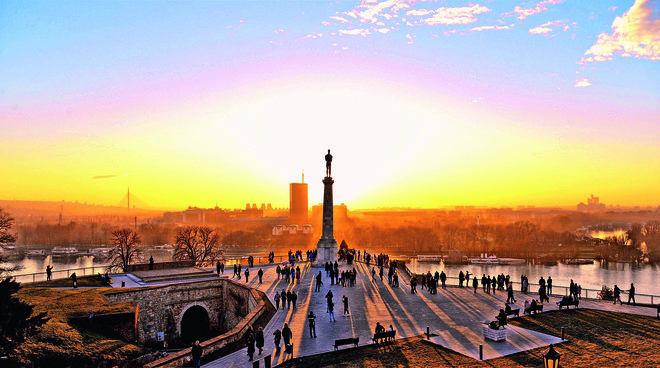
[565,259,595,265]
[27,249,48,258]
[417,255,443,263]
[89,247,113,258]
[469,254,500,265]
[498,258,526,265]
[51,247,79,258]
[154,244,174,252]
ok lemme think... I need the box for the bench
[524,304,544,315]
[506,308,520,317]
[334,337,359,350]
[557,299,579,309]
[372,330,396,343]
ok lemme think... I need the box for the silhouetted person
[628,283,636,305]
[191,340,203,368]
[46,265,53,281]
[325,149,332,176]
[71,272,77,288]
[308,311,317,338]
[613,285,622,305]
[149,256,154,270]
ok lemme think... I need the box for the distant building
[577,194,606,212]
[289,179,308,224]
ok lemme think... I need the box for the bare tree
[108,228,143,272]
[173,225,221,264]
[0,208,20,276]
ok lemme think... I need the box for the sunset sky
[1,0,659,211]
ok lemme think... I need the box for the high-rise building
[289,175,308,224]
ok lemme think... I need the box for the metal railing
[11,254,299,284]
[404,266,659,306]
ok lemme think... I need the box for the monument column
[315,151,338,266]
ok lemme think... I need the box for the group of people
[274,288,298,310]
[613,283,636,305]
[276,264,301,283]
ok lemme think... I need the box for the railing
[11,254,297,285]
[404,266,660,306]
[11,265,110,284]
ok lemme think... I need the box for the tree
[108,228,143,272]
[0,208,19,276]
[0,208,49,357]
[173,226,221,264]
[0,277,50,356]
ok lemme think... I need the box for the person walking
[46,265,53,281]
[506,282,516,303]
[291,291,298,309]
[246,326,255,361]
[191,340,203,368]
[216,261,221,276]
[282,323,293,354]
[316,271,323,292]
[627,283,636,305]
[410,276,417,294]
[325,290,333,313]
[308,311,317,338]
[472,276,478,293]
[273,328,282,354]
[258,268,264,284]
[71,272,77,288]
[342,295,350,316]
[233,264,238,278]
[274,290,281,309]
[328,300,337,322]
[244,268,250,283]
[286,290,292,309]
[238,264,242,280]
[281,289,287,309]
[256,327,264,355]
[613,285,622,305]
[276,264,281,280]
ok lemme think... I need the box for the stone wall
[143,288,268,368]
[104,279,228,346]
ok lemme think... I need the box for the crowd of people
[189,249,646,366]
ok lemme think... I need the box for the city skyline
[2,1,659,210]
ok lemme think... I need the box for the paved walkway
[195,261,657,368]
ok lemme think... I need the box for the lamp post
[543,344,562,368]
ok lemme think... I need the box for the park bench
[505,308,520,317]
[557,298,579,309]
[524,304,544,315]
[334,337,359,350]
[372,330,396,343]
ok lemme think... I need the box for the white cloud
[529,20,573,36]
[581,0,660,63]
[471,25,511,32]
[406,9,435,17]
[423,4,491,25]
[339,28,372,36]
[509,0,563,20]
[575,78,593,87]
[330,16,351,23]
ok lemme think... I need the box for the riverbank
[278,309,660,367]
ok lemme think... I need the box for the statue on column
[325,149,333,177]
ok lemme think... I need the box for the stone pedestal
[314,176,338,267]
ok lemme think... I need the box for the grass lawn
[278,309,660,367]
[10,284,149,368]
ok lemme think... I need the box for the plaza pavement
[189,260,658,368]
[107,261,657,367]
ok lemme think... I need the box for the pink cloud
[423,4,491,25]
[509,0,563,20]
[529,20,574,36]
[581,0,660,63]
